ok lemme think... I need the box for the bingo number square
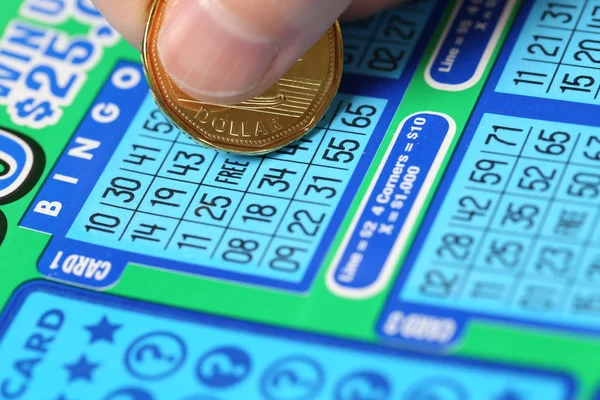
[20,62,388,291]
[497,0,600,104]
[397,113,600,334]
[342,0,437,78]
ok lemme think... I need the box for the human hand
[92,0,404,104]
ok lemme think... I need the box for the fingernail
[157,0,278,101]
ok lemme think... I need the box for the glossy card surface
[1,0,599,399]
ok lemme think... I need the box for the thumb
[157,0,352,104]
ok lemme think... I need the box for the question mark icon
[196,346,251,388]
[103,387,155,400]
[272,369,311,388]
[334,371,391,400]
[402,378,467,400]
[260,356,325,400]
[136,344,175,363]
[125,331,187,380]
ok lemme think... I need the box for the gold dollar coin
[142,0,343,155]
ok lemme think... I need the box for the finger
[91,0,151,46]
[157,0,354,104]
[342,0,406,21]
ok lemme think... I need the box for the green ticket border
[0,1,598,398]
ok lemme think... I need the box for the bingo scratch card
[1,0,599,399]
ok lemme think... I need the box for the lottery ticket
[1,0,600,399]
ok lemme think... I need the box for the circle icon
[260,356,325,400]
[124,331,186,380]
[196,346,252,388]
[103,387,154,400]
[402,378,468,400]
[334,371,391,400]
[179,395,223,400]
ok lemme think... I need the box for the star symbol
[84,315,122,344]
[497,390,523,400]
[64,355,100,382]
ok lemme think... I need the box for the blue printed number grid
[497,0,600,104]
[402,114,600,331]
[342,0,436,78]
[67,93,385,286]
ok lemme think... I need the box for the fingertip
[92,0,150,47]
[157,0,280,104]
[156,0,351,104]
